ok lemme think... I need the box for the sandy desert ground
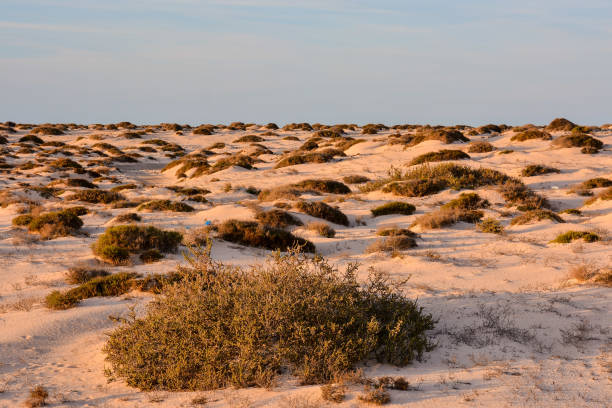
[0,120,610,407]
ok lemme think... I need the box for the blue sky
[1,0,611,125]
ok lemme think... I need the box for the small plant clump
[93,225,183,265]
[371,201,416,217]
[441,192,489,210]
[478,217,504,234]
[255,209,303,229]
[412,208,483,230]
[67,189,125,204]
[25,209,84,239]
[521,165,560,177]
[550,231,599,244]
[468,141,494,153]
[510,210,565,225]
[510,129,552,142]
[295,201,349,226]
[25,385,49,408]
[321,384,346,403]
[358,386,391,405]
[584,187,612,205]
[217,219,315,252]
[291,179,351,194]
[137,200,194,212]
[343,175,370,184]
[551,133,603,154]
[409,149,470,165]
[306,221,336,238]
[103,248,435,390]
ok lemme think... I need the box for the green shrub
[291,179,351,194]
[140,249,164,263]
[27,210,84,239]
[137,200,194,212]
[550,231,599,244]
[510,129,551,142]
[12,214,34,226]
[217,220,315,252]
[306,221,336,238]
[67,189,125,204]
[521,165,560,177]
[46,272,138,310]
[412,208,483,229]
[478,218,504,234]
[409,150,470,165]
[441,193,489,210]
[510,210,564,225]
[93,225,182,264]
[255,209,303,228]
[371,202,416,217]
[295,201,349,226]
[468,141,494,153]
[343,175,370,184]
[103,249,435,390]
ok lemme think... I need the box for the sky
[1,0,611,126]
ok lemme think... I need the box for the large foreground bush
[103,249,435,390]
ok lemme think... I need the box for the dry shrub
[65,266,110,284]
[103,248,435,390]
[255,209,303,228]
[27,210,83,239]
[25,385,48,407]
[343,175,370,184]
[510,129,551,142]
[67,189,125,204]
[371,201,416,217]
[510,210,564,225]
[412,208,483,230]
[321,384,346,403]
[468,141,494,153]
[358,386,390,405]
[551,133,603,153]
[113,212,141,223]
[307,222,336,238]
[521,164,560,177]
[498,180,549,210]
[291,179,351,194]
[209,154,255,174]
[478,218,504,234]
[409,149,470,165]
[295,201,349,226]
[275,150,344,168]
[584,187,612,205]
[137,200,194,212]
[217,219,315,252]
[405,128,469,146]
[366,235,417,253]
[441,192,489,210]
[546,118,576,131]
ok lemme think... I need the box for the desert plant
[255,209,303,228]
[275,150,343,168]
[468,141,494,153]
[307,222,336,238]
[546,118,576,131]
[477,218,504,234]
[25,385,48,407]
[321,384,346,403]
[510,210,564,225]
[12,214,34,226]
[441,192,489,210]
[371,202,416,217]
[560,208,582,216]
[67,189,125,204]
[409,150,470,165]
[27,210,84,239]
[217,219,315,252]
[358,387,390,405]
[550,231,599,244]
[291,179,351,194]
[233,135,263,143]
[137,200,194,212]
[584,187,612,205]
[65,266,110,284]
[295,201,349,226]
[140,249,164,263]
[552,134,603,153]
[412,208,483,229]
[581,178,612,189]
[366,235,417,253]
[103,248,435,390]
[343,175,370,184]
[114,212,142,223]
[405,128,469,146]
[510,129,552,141]
[498,180,549,210]
[93,225,182,264]
[521,165,560,177]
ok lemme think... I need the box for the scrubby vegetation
[441,192,489,210]
[584,187,612,205]
[468,141,494,153]
[366,234,417,253]
[23,209,84,239]
[546,118,576,131]
[551,133,604,153]
[67,189,125,204]
[371,201,416,217]
[478,218,504,234]
[404,128,469,146]
[511,129,552,142]
[103,249,434,390]
[295,201,349,226]
[291,179,351,194]
[306,221,336,238]
[255,209,303,228]
[409,150,470,165]
[498,180,549,210]
[217,220,315,252]
[93,225,182,264]
[521,165,560,177]
[412,208,483,230]
[510,210,564,225]
[275,150,344,168]
[343,175,370,184]
[550,231,599,244]
[137,200,194,212]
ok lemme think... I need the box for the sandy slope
[0,124,611,407]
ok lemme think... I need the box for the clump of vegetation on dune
[510,129,552,142]
[477,217,504,234]
[371,201,416,217]
[103,248,435,390]
[546,117,576,131]
[93,225,183,265]
[366,234,417,253]
[295,200,349,226]
[233,135,264,143]
[550,231,599,244]
[403,128,469,146]
[255,209,303,228]
[216,219,315,252]
[551,133,604,154]
[580,178,612,189]
[343,175,370,184]
[162,153,210,178]
[137,200,194,212]
[412,208,483,230]
[521,164,560,177]
[208,154,255,174]
[67,189,125,204]
[408,150,470,165]
[441,192,489,210]
[258,179,351,201]
[13,208,84,239]
[584,187,612,205]
[510,209,564,225]
[306,221,336,238]
[467,141,495,153]
[497,180,549,210]
[274,149,345,168]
